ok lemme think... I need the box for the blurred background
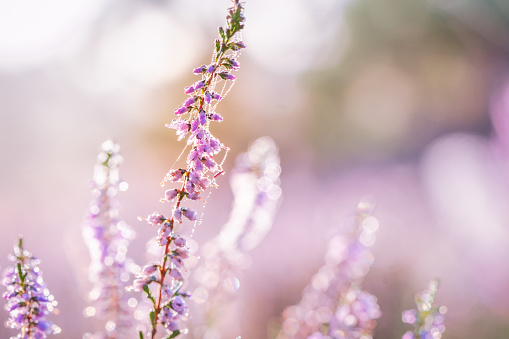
[1,0,509,338]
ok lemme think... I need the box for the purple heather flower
[219,72,236,80]
[193,65,206,75]
[202,156,217,170]
[184,96,197,107]
[193,137,282,334]
[2,239,60,338]
[279,198,380,338]
[165,189,179,202]
[174,106,188,115]
[211,113,223,121]
[194,80,205,90]
[171,256,184,269]
[174,248,190,259]
[172,207,183,223]
[199,110,207,125]
[169,269,183,281]
[204,92,212,104]
[401,280,446,339]
[139,1,246,337]
[191,118,200,132]
[182,208,197,221]
[82,140,135,338]
[141,265,158,275]
[174,237,186,247]
[147,212,165,225]
[187,192,201,200]
[171,296,187,315]
[230,59,240,69]
[165,169,186,182]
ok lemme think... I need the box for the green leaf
[139,331,145,339]
[218,26,225,41]
[143,285,156,305]
[167,330,181,338]
[215,39,221,54]
[17,263,24,284]
[18,238,23,250]
[149,310,156,329]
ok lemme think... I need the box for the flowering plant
[401,280,446,339]
[1,1,450,339]
[82,139,135,339]
[2,239,60,339]
[132,1,246,338]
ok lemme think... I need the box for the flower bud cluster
[2,239,60,338]
[401,280,446,339]
[326,288,381,339]
[278,198,381,339]
[82,140,135,338]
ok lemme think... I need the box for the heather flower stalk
[133,2,246,338]
[401,280,446,339]
[82,140,135,338]
[192,136,281,337]
[2,238,60,339]
[278,198,381,339]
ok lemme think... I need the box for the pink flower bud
[169,268,183,281]
[147,212,165,225]
[172,207,182,223]
[165,189,179,201]
[174,237,186,247]
[182,208,197,221]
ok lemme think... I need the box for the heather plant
[401,280,446,339]
[192,136,281,338]
[82,140,136,339]
[278,198,382,339]
[1,239,60,339]
[0,1,453,338]
[131,1,246,338]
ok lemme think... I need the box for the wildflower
[136,1,246,338]
[2,238,60,338]
[278,198,381,339]
[82,140,135,338]
[192,137,281,336]
[401,280,447,339]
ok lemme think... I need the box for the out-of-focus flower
[401,280,446,339]
[2,238,60,339]
[278,198,381,339]
[82,140,135,339]
[192,136,281,337]
[134,1,246,338]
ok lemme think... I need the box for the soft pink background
[1,0,509,338]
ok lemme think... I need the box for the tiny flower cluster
[136,1,246,338]
[82,140,135,338]
[191,137,281,337]
[325,287,381,339]
[2,239,60,339]
[131,236,191,337]
[279,198,381,339]
[401,280,447,339]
